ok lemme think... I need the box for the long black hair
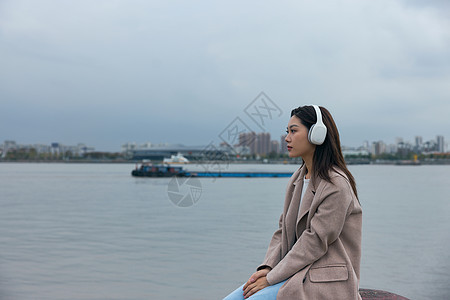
[291,105,358,198]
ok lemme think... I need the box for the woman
[224,105,362,300]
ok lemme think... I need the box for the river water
[0,163,449,299]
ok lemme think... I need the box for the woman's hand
[242,275,269,299]
[242,268,271,299]
[245,268,270,286]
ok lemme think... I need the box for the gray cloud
[1,0,449,150]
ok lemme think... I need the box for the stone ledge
[360,289,409,300]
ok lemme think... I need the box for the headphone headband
[312,105,324,126]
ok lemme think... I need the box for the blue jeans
[223,280,286,300]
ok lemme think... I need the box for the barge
[131,163,292,178]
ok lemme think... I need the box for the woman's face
[285,115,316,159]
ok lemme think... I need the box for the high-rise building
[280,134,287,154]
[236,132,292,155]
[256,132,270,155]
[414,136,423,152]
[270,140,280,154]
[371,141,386,156]
[437,135,444,153]
[239,132,257,154]
[415,136,423,148]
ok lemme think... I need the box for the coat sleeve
[257,213,283,271]
[266,177,354,285]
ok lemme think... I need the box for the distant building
[437,135,444,153]
[124,143,228,161]
[385,144,397,154]
[237,132,281,155]
[0,140,94,158]
[51,143,60,156]
[34,144,51,154]
[342,148,370,157]
[256,132,271,155]
[49,142,93,156]
[371,141,386,156]
[362,141,370,151]
[415,136,423,152]
[423,140,437,153]
[238,132,257,154]
[280,134,287,154]
[270,140,280,154]
[397,141,412,156]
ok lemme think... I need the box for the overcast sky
[1,0,449,151]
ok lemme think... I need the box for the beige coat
[258,166,362,300]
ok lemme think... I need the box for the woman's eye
[285,130,289,134]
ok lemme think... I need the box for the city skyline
[2,131,447,156]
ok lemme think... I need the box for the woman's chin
[288,152,299,158]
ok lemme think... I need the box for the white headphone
[308,105,327,145]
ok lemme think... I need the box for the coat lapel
[297,183,315,222]
[297,172,321,225]
[282,167,306,251]
[283,167,304,216]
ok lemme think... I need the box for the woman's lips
[287,146,292,151]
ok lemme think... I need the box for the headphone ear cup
[309,104,327,145]
[309,124,327,145]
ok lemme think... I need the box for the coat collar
[292,166,306,186]
[293,165,319,191]
[292,166,318,188]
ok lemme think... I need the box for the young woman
[224,105,362,300]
